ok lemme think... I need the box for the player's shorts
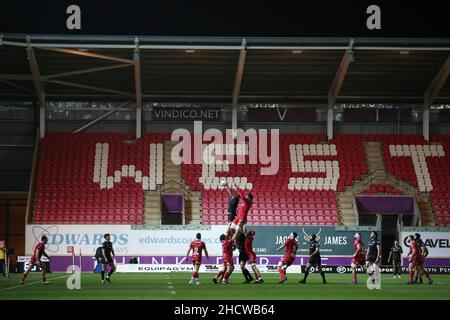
[238,250,248,264]
[392,259,401,264]
[308,256,321,267]
[192,258,202,265]
[246,251,256,264]
[228,212,236,223]
[366,256,377,264]
[281,255,295,267]
[351,257,365,266]
[96,257,105,264]
[103,256,114,264]
[223,255,234,266]
[410,256,422,264]
[29,258,45,270]
[232,215,247,225]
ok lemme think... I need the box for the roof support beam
[37,47,134,64]
[327,39,354,140]
[424,55,450,108]
[0,74,33,80]
[44,79,135,97]
[73,101,132,133]
[26,42,46,138]
[328,39,354,107]
[41,63,131,80]
[0,79,34,93]
[133,39,142,139]
[231,39,247,134]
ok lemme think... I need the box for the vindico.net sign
[400,231,450,257]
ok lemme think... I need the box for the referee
[299,234,326,284]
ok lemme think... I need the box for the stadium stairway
[163,141,182,184]
[364,142,385,173]
[416,194,436,226]
[144,190,161,225]
[142,141,202,226]
[336,190,356,226]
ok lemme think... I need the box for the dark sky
[0,0,449,37]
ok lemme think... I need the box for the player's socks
[101,271,105,280]
[423,272,431,281]
[242,269,252,282]
[409,270,414,282]
[303,270,309,282]
[320,271,326,283]
[108,269,114,277]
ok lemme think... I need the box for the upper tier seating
[429,135,450,227]
[32,132,449,227]
[33,133,169,224]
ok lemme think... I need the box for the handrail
[25,127,40,224]
[353,169,418,196]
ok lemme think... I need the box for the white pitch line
[0,274,70,292]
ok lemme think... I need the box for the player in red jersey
[213,230,238,285]
[406,234,420,285]
[230,183,253,238]
[414,233,433,285]
[20,235,50,284]
[185,233,209,285]
[351,232,366,285]
[244,230,263,283]
[276,232,299,284]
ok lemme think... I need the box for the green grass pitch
[1,273,449,300]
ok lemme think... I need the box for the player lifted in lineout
[223,181,240,227]
[186,233,209,285]
[229,182,253,239]
[276,232,299,284]
[299,233,326,284]
[351,232,365,285]
[213,229,238,285]
[21,235,50,285]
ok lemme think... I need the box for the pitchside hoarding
[26,225,374,257]
[399,231,450,257]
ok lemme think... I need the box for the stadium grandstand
[0,34,449,298]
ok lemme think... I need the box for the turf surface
[0,272,449,300]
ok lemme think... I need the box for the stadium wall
[0,195,27,270]
[46,119,428,136]
[0,103,35,192]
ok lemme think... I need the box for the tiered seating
[182,133,359,226]
[429,135,450,227]
[332,135,368,190]
[380,135,428,189]
[361,183,401,195]
[33,133,168,224]
[33,131,450,227]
